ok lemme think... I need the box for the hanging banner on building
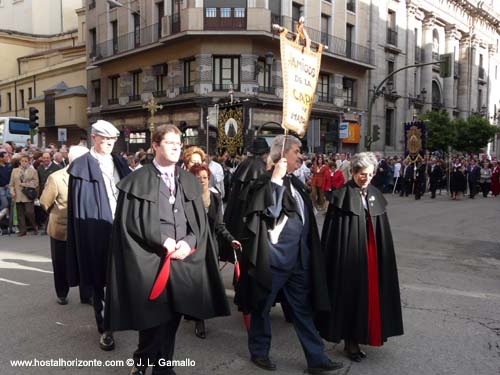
[404,121,426,162]
[217,106,244,156]
[57,128,67,143]
[279,23,323,137]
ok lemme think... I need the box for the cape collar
[333,180,387,216]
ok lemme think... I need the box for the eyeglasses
[164,141,183,148]
[96,136,118,141]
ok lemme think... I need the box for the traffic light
[29,107,39,129]
[372,124,380,143]
[179,121,187,139]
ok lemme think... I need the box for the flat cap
[91,120,120,137]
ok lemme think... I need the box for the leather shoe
[129,366,146,375]
[307,359,344,374]
[251,356,276,371]
[194,320,206,339]
[56,297,68,305]
[99,331,115,351]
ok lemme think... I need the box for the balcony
[153,90,166,98]
[95,23,160,61]
[179,86,194,94]
[213,83,240,91]
[271,15,374,66]
[204,7,247,31]
[129,95,141,102]
[346,0,356,12]
[108,98,119,105]
[386,28,397,46]
[343,97,357,107]
[258,86,276,95]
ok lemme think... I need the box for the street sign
[339,122,349,139]
[57,128,67,142]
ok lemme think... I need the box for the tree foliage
[452,115,499,153]
[418,110,455,152]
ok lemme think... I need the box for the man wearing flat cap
[67,120,130,351]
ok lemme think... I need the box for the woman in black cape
[316,152,403,362]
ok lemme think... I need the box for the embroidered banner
[404,121,426,162]
[280,28,323,138]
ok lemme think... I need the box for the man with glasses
[67,120,130,351]
[104,124,229,375]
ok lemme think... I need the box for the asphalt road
[1,192,499,375]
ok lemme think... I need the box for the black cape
[104,164,230,332]
[222,155,267,262]
[234,172,330,314]
[66,152,130,288]
[315,180,403,344]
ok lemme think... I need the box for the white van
[0,117,37,147]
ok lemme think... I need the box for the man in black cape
[316,152,403,361]
[67,120,130,350]
[221,137,269,262]
[104,124,230,375]
[235,135,343,374]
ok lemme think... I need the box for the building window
[321,14,329,46]
[130,131,147,144]
[134,14,141,47]
[385,108,394,146]
[92,79,101,107]
[292,2,302,22]
[130,71,142,101]
[109,76,119,105]
[387,60,395,88]
[316,73,330,102]
[346,23,354,58]
[156,1,164,37]
[7,92,11,111]
[387,10,397,46]
[257,59,272,94]
[153,63,167,97]
[89,28,97,57]
[220,7,231,17]
[213,56,240,91]
[343,78,356,107]
[479,54,485,79]
[181,59,195,93]
[478,89,482,111]
[28,87,32,100]
[234,8,245,18]
[111,21,118,53]
[205,8,216,17]
[347,0,355,12]
[19,89,24,109]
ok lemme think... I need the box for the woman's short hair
[183,146,206,165]
[189,163,211,177]
[269,135,302,163]
[350,152,378,174]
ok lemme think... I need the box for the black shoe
[99,331,115,351]
[56,297,68,305]
[251,356,277,371]
[347,351,362,362]
[194,320,206,339]
[130,366,146,375]
[307,359,344,374]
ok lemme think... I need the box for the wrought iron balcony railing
[129,95,141,102]
[153,90,166,98]
[213,83,240,91]
[258,86,275,95]
[386,28,397,46]
[179,86,194,94]
[108,98,119,105]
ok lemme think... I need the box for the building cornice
[445,24,462,41]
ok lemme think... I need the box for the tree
[452,115,499,154]
[418,110,455,152]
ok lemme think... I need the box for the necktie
[284,175,304,222]
[165,172,175,204]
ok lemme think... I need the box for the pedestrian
[235,135,344,374]
[428,158,443,199]
[479,161,492,197]
[491,159,499,197]
[104,124,230,375]
[39,146,92,306]
[413,160,426,200]
[310,154,329,210]
[322,161,344,206]
[182,146,205,170]
[37,152,61,233]
[67,120,130,351]
[185,163,241,339]
[466,159,480,199]
[9,154,39,236]
[316,152,403,362]
[0,151,13,212]
[450,159,466,200]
